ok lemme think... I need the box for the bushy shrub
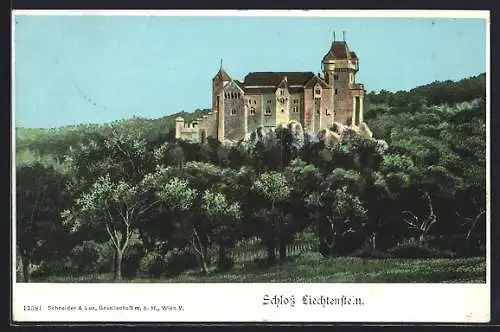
[32,255,74,277]
[216,256,235,271]
[68,240,100,274]
[351,247,390,259]
[164,248,199,277]
[139,251,166,278]
[387,239,455,259]
[122,242,146,279]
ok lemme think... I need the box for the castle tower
[175,116,185,139]
[322,31,364,125]
[212,62,232,141]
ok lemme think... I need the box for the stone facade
[176,38,365,143]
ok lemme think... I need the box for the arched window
[231,109,237,115]
[250,107,256,115]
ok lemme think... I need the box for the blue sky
[14,14,487,128]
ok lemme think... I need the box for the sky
[13,13,487,128]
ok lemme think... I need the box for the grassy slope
[35,254,486,283]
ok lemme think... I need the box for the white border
[11,10,491,323]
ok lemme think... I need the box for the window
[231,109,237,115]
[281,109,285,113]
[267,100,272,104]
[292,106,298,113]
[280,90,284,96]
[315,89,321,95]
[265,107,272,115]
[254,100,257,104]
[335,89,338,95]
[293,99,298,104]
[250,107,256,115]
[334,74,339,80]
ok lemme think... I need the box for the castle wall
[262,93,277,128]
[246,94,263,134]
[320,88,335,130]
[275,88,290,126]
[178,123,201,143]
[289,93,303,123]
[223,93,246,141]
[334,69,355,125]
[303,88,314,132]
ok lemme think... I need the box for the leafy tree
[201,190,241,270]
[16,163,70,282]
[62,175,160,280]
[251,171,291,264]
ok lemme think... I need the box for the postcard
[12,9,490,323]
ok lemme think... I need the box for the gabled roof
[223,80,245,93]
[213,68,232,81]
[322,41,353,61]
[234,80,245,90]
[305,75,330,89]
[244,72,315,86]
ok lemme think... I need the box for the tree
[251,171,291,264]
[16,163,69,282]
[306,184,368,256]
[201,190,241,270]
[62,174,161,281]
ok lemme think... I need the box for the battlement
[175,111,218,143]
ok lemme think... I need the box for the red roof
[323,41,353,61]
[213,68,232,81]
[244,72,315,86]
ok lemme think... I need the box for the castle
[175,35,365,143]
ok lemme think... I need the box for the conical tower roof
[322,41,353,62]
[213,67,232,82]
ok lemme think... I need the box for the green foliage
[251,171,291,206]
[16,74,486,282]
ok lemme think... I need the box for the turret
[175,117,185,139]
[212,61,232,142]
[321,31,358,87]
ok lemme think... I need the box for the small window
[315,89,321,95]
[334,74,339,80]
[335,89,338,95]
[231,109,237,115]
[293,99,298,104]
[293,106,298,113]
[254,100,257,104]
[281,109,285,113]
[280,90,284,96]
[250,107,256,115]
[267,100,272,104]
[265,107,272,115]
